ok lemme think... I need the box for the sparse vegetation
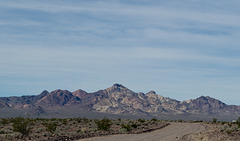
[44,122,57,134]
[131,123,138,128]
[12,117,32,137]
[0,130,5,134]
[0,118,10,125]
[121,123,131,131]
[62,119,68,125]
[151,118,158,122]
[0,117,168,141]
[212,118,218,123]
[95,117,112,131]
[180,118,240,141]
[1,116,240,141]
[138,118,145,123]
[218,117,240,134]
[236,117,240,128]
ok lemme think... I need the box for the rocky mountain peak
[197,96,209,101]
[51,89,72,96]
[106,83,128,92]
[112,83,125,89]
[196,96,225,105]
[146,91,158,98]
[147,91,156,95]
[72,89,88,99]
[40,90,49,94]
[72,89,87,95]
[38,90,49,98]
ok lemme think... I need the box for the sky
[0,0,240,105]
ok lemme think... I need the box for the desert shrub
[119,128,128,133]
[116,122,120,125]
[12,117,31,137]
[226,129,232,134]
[78,127,88,133]
[62,119,68,125]
[50,118,57,121]
[93,119,99,124]
[35,128,44,133]
[225,125,238,134]
[95,118,112,131]
[151,118,158,122]
[83,117,89,123]
[0,118,10,125]
[138,119,145,123]
[220,121,227,125]
[177,119,183,122]
[131,123,138,129]
[75,118,82,123]
[5,134,15,140]
[236,117,240,128]
[0,130,5,134]
[219,123,238,134]
[44,122,57,134]
[220,124,229,132]
[212,118,218,123]
[121,124,131,131]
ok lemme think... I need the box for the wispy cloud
[0,0,240,104]
[1,0,239,50]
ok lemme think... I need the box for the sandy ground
[182,123,240,141]
[77,122,205,141]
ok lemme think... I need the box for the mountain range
[0,84,239,121]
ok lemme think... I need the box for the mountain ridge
[0,83,239,121]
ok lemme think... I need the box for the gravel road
[77,122,205,141]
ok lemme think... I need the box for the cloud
[1,0,239,46]
[1,0,239,50]
[1,46,239,76]
[2,0,240,25]
[0,0,240,104]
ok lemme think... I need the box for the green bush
[95,118,112,131]
[12,117,31,137]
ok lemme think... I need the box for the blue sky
[0,0,240,105]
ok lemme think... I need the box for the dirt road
[77,122,205,141]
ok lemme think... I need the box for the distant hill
[0,84,239,121]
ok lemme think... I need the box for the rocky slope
[0,84,239,120]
